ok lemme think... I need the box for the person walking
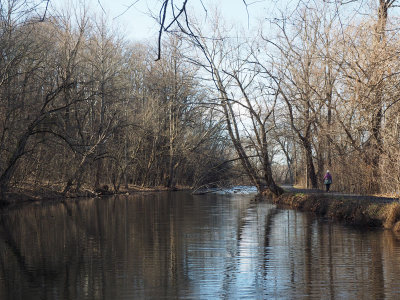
[323,170,332,192]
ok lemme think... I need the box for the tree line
[0,1,237,202]
[1,0,400,202]
[156,0,400,196]
[269,0,400,195]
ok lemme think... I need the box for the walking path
[281,185,399,204]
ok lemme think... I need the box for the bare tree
[152,0,251,60]
[0,5,90,201]
[179,13,283,194]
[266,7,330,189]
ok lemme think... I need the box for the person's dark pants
[325,184,331,192]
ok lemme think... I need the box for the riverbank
[264,187,400,232]
[1,183,187,207]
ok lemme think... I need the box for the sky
[49,0,284,43]
[47,0,399,44]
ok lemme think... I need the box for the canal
[0,191,400,299]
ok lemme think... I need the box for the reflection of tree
[1,195,400,298]
[0,217,36,284]
[218,202,282,297]
[0,199,110,298]
[303,214,313,296]
[262,209,399,299]
[367,233,385,299]
[321,221,335,299]
[0,202,88,299]
[262,207,279,279]
[220,200,252,297]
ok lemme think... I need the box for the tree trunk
[261,132,283,195]
[0,129,32,202]
[304,140,318,189]
[367,0,389,193]
[263,153,284,195]
[63,155,88,195]
[221,99,266,192]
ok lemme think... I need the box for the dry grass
[269,192,400,231]
[382,202,400,230]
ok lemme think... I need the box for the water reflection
[0,192,400,299]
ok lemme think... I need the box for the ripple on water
[0,192,400,299]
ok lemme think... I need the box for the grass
[383,202,400,230]
[268,192,400,231]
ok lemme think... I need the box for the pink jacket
[323,172,332,183]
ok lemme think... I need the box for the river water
[0,191,400,299]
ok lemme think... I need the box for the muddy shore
[0,184,186,207]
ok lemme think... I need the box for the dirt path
[281,185,399,204]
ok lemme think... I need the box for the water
[1,191,400,299]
